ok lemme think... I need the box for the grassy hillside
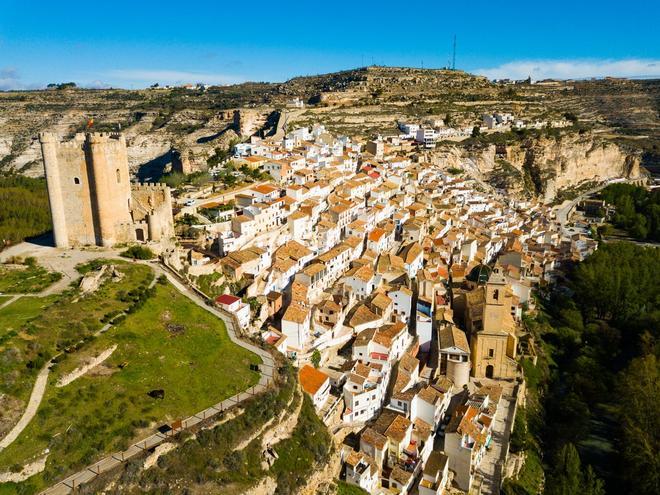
[0,267,260,494]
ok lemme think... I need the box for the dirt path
[56,345,118,388]
[0,295,20,310]
[0,454,49,483]
[0,360,51,450]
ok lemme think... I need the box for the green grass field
[0,262,153,410]
[0,296,58,338]
[0,278,260,494]
[0,265,62,294]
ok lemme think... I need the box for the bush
[510,407,531,452]
[120,245,155,260]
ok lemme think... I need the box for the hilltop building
[39,132,174,248]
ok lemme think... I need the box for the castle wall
[130,183,175,242]
[39,132,174,248]
[86,134,133,247]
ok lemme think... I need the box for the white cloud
[0,67,22,90]
[108,69,244,86]
[475,58,660,81]
[83,80,112,89]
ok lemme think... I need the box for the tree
[471,125,481,138]
[617,355,660,495]
[546,443,604,495]
[547,443,582,495]
[162,172,186,189]
[311,349,321,369]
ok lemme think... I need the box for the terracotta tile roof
[283,302,309,324]
[399,352,419,375]
[344,236,363,249]
[423,451,449,477]
[418,385,444,405]
[251,183,279,194]
[399,242,423,264]
[439,325,469,353]
[274,240,312,261]
[299,364,329,396]
[361,427,388,450]
[370,292,392,311]
[351,264,375,283]
[368,227,386,242]
[349,305,380,327]
[378,321,407,340]
[318,299,341,312]
[413,417,433,441]
[390,465,413,485]
[385,414,412,443]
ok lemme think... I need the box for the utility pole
[452,34,457,71]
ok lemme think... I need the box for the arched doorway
[486,365,494,379]
[135,228,145,242]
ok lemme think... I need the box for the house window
[493,289,499,301]
[73,177,80,185]
[488,348,495,358]
[116,168,121,183]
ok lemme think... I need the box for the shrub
[120,245,155,260]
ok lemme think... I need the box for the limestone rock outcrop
[431,132,642,201]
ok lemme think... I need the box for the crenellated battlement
[39,132,85,149]
[87,132,125,144]
[39,131,125,149]
[133,182,170,191]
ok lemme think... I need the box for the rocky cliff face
[432,132,642,201]
[0,102,239,179]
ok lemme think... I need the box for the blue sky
[1,0,658,89]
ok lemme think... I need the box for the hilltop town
[159,120,613,495]
[0,68,658,495]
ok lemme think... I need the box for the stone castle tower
[40,132,174,248]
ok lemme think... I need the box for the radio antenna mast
[452,35,457,70]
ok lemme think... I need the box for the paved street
[475,383,516,495]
